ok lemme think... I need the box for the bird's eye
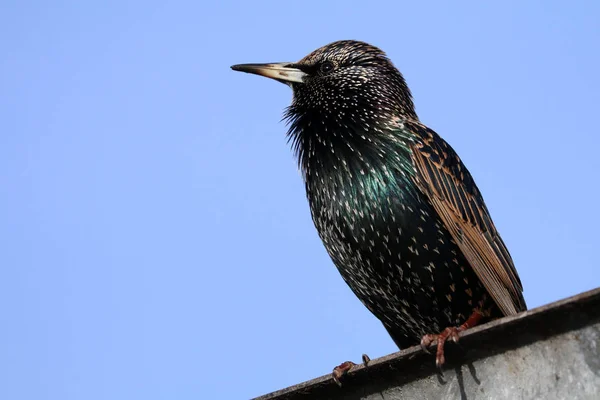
[319,61,334,75]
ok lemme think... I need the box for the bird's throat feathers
[284,104,419,204]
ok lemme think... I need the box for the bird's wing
[405,120,526,316]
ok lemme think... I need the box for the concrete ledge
[253,287,600,400]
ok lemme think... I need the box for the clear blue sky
[1,1,599,399]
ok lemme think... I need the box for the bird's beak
[231,62,306,84]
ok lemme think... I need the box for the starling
[231,41,526,375]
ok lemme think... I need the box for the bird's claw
[362,354,370,365]
[332,361,356,387]
[420,334,435,354]
[332,354,371,387]
[421,309,484,369]
[420,326,462,369]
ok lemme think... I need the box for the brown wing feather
[405,120,526,316]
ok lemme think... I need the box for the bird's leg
[331,354,370,387]
[420,309,484,368]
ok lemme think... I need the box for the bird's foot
[420,327,460,368]
[332,354,370,387]
[332,361,356,387]
[420,309,484,368]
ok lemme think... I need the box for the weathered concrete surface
[253,287,600,400]
[363,324,600,400]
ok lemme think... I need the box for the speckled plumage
[232,40,526,352]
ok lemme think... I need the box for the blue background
[1,1,599,399]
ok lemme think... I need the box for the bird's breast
[304,162,486,334]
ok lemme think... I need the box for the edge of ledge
[252,287,600,400]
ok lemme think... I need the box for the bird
[231,40,526,381]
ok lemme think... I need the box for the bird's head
[232,40,417,125]
[232,41,418,170]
